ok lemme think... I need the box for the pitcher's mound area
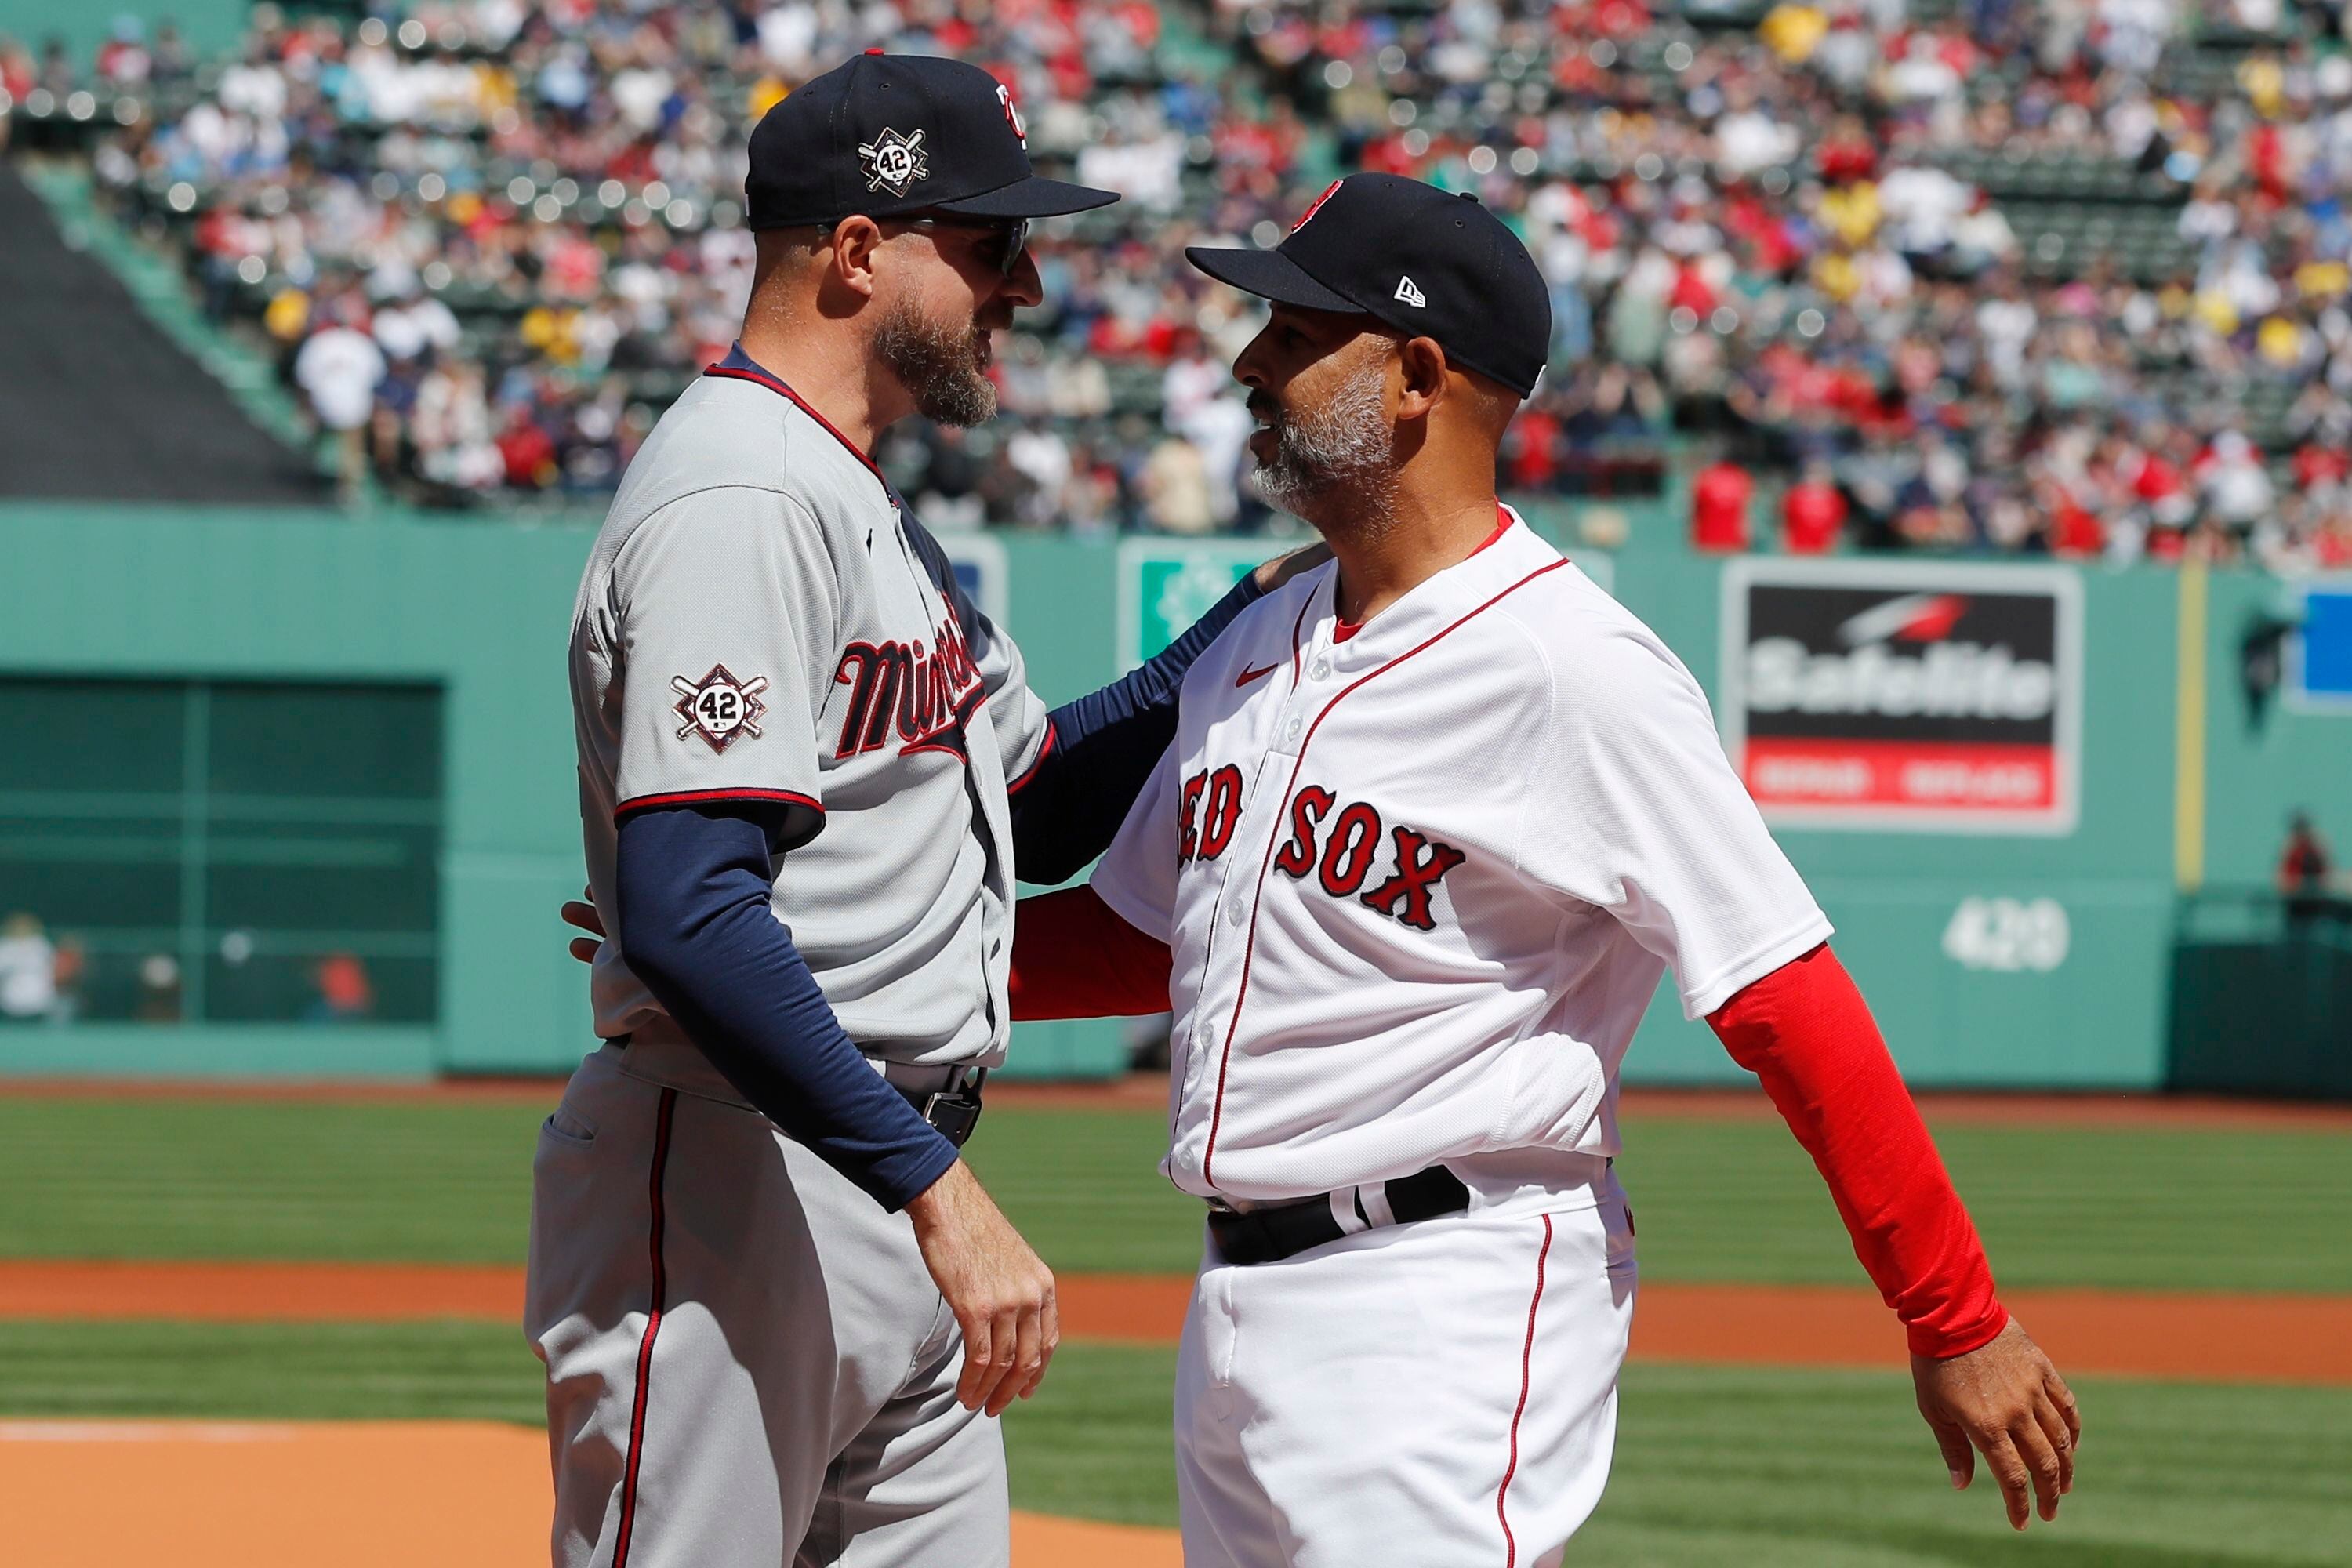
[0,1418,1180,1568]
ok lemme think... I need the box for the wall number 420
[1940,897,2071,972]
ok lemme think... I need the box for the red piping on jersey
[1198,557,1570,1188]
[1475,503,1513,555]
[1287,591,1313,684]
[702,363,891,490]
[615,787,825,820]
[611,1086,677,1568]
[1005,717,1058,795]
[1497,1213,1553,1568]
[1330,505,1512,644]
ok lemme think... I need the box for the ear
[1395,336,1449,422]
[827,215,885,301]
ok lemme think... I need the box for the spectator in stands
[37,0,2346,555]
[1691,448,1755,553]
[135,953,182,1023]
[1141,433,1215,535]
[292,295,387,506]
[1781,461,1849,554]
[47,937,85,1025]
[306,953,375,1023]
[2278,812,2337,924]
[0,913,56,1024]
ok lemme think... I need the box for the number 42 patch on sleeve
[672,665,769,753]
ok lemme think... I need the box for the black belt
[611,1034,986,1149]
[1207,1165,1470,1265]
[898,1065,986,1148]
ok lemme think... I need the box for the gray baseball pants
[525,1037,1007,1568]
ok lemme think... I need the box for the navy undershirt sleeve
[614,804,959,1211]
[1008,572,1265,884]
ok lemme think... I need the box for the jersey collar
[702,343,895,495]
[1312,503,1554,661]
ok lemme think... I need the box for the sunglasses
[895,213,1032,280]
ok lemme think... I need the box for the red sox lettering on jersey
[1181,766,1467,931]
[1091,506,1831,1207]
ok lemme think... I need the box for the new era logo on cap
[1182,173,1553,397]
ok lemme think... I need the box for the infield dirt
[0,1417,1185,1568]
[5,1260,2345,1385]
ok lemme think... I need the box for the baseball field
[2,1078,2347,1568]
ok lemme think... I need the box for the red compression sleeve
[1009,886,1174,1021]
[1706,944,2009,1359]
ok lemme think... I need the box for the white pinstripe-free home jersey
[1091,508,1831,1204]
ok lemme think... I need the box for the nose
[1000,247,1044,310]
[1232,328,1272,391]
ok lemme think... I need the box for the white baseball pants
[1175,1177,1637,1567]
[524,1040,1007,1568]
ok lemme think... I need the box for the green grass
[966,1109,1207,1274]
[1620,1117,2352,1294]
[0,1100,544,1263]
[1589,1365,2352,1568]
[2,1098,2347,1294]
[0,1318,543,1424]
[3,1323,2344,1565]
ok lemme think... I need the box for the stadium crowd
[12,0,2352,566]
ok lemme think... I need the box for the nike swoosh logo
[1234,663,1279,688]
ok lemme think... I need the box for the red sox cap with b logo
[745,52,1118,229]
[1185,172,1554,397]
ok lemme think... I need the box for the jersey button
[1284,716,1302,740]
[1308,658,1330,679]
[1226,900,1247,927]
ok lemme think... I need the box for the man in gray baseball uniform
[529,53,1298,1568]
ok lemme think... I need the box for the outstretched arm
[1008,885,1173,1021]
[1707,943,2080,1530]
[1007,545,1328,885]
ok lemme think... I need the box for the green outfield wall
[0,0,252,60]
[1,503,2344,1086]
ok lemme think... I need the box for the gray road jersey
[569,370,1051,1067]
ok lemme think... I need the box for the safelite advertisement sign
[1720,559,2083,834]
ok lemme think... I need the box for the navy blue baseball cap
[746,53,1118,229]
[1185,173,1552,397]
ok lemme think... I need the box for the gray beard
[1251,362,1396,528]
[874,299,996,427]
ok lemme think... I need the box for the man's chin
[1251,458,1323,509]
[917,370,996,428]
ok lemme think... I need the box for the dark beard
[874,299,996,427]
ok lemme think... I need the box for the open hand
[906,1160,1060,1416]
[561,887,604,964]
[1254,541,1331,592]
[1912,1319,2080,1529]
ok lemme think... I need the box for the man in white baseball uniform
[1008,174,2081,1566]
[534,55,1314,1568]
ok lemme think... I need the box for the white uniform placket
[1173,616,1337,1191]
